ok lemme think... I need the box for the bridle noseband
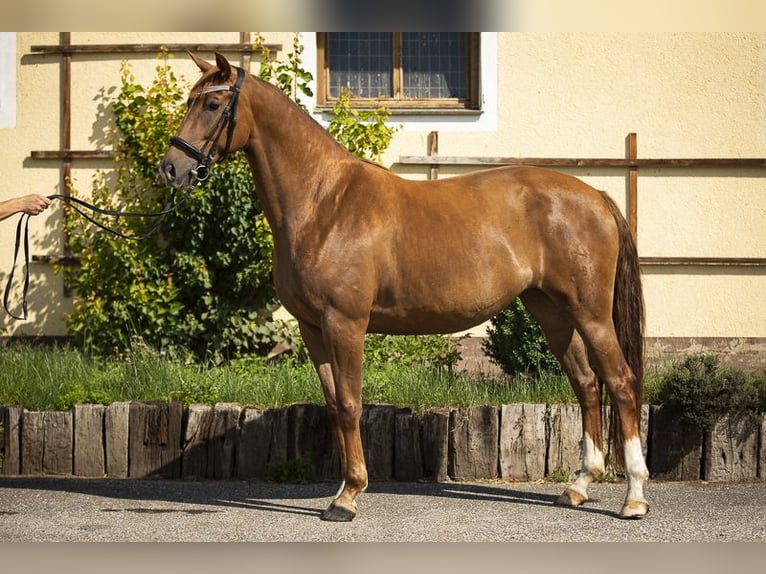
[169,66,246,182]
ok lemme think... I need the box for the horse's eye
[206,100,221,112]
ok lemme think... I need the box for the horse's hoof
[555,488,588,507]
[320,502,356,522]
[619,499,649,519]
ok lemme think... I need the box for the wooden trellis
[400,131,766,268]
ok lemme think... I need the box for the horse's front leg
[311,312,368,522]
[297,321,347,479]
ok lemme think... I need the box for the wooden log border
[1,402,764,482]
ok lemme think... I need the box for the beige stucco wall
[1,32,764,341]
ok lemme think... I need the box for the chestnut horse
[160,53,650,521]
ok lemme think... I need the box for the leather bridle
[168,66,246,182]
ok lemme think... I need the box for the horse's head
[160,52,249,188]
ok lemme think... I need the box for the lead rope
[3,183,198,320]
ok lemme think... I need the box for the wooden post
[448,406,499,480]
[74,404,106,477]
[704,413,760,481]
[428,131,439,180]
[627,132,638,239]
[648,405,703,480]
[287,403,339,479]
[128,401,182,478]
[546,404,581,480]
[361,404,396,480]
[43,411,73,475]
[21,411,45,475]
[394,409,423,482]
[759,413,766,481]
[499,403,546,481]
[20,411,74,476]
[237,407,288,480]
[421,408,450,482]
[1,406,22,475]
[105,402,130,478]
[181,403,214,480]
[208,403,242,479]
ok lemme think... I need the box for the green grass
[0,341,589,412]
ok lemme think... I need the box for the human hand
[19,194,52,216]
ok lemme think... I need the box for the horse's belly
[368,284,519,335]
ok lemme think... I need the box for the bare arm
[0,194,52,222]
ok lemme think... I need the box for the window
[316,32,480,112]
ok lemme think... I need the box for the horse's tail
[600,191,645,471]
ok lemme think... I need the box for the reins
[4,65,246,321]
[3,185,197,321]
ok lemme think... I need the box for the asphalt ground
[0,476,764,543]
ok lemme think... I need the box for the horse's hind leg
[520,290,606,506]
[573,318,649,518]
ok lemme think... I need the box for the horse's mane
[243,71,395,175]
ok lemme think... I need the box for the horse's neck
[244,78,352,242]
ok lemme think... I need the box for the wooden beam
[640,257,766,267]
[398,156,766,169]
[628,132,638,238]
[31,150,116,160]
[428,131,439,181]
[30,43,281,55]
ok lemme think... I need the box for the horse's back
[349,164,621,334]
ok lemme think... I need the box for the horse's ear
[188,51,212,73]
[214,52,232,78]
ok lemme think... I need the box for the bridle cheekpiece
[169,66,246,182]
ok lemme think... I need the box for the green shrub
[482,299,561,377]
[363,334,461,370]
[656,354,751,430]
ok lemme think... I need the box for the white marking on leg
[334,480,346,500]
[568,433,605,498]
[624,436,649,502]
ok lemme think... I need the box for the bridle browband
[169,66,246,182]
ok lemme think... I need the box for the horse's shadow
[0,476,617,519]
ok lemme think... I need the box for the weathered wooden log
[288,402,339,479]
[128,401,182,478]
[546,404,581,480]
[105,402,130,478]
[21,411,45,475]
[237,407,288,480]
[181,403,214,480]
[74,404,106,477]
[759,413,766,481]
[21,411,73,476]
[448,405,499,480]
[361,404,396,480]
[499,403,546,481]
[648,405,703,480]
[207,403,242,479]
[394,408,423,482]
[421,408,450,481]
[0,406,22,475]
[43,411,73,475]
[704,412,760,481]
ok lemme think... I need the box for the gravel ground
[1,476,764,542]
